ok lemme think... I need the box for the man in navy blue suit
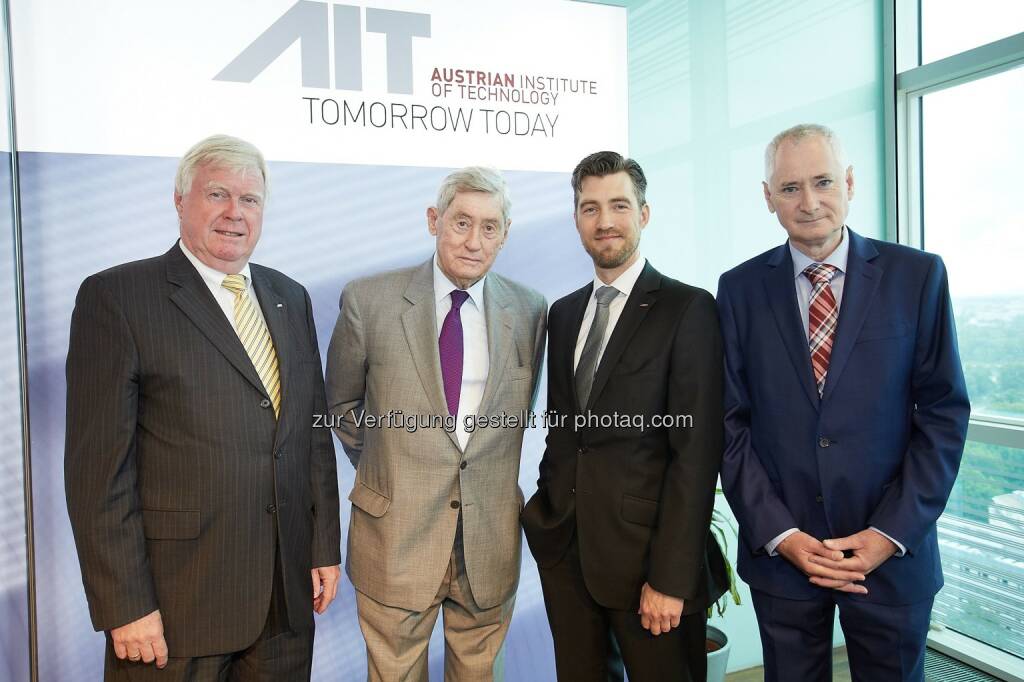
[718,123,969,681]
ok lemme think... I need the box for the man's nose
[224,197,244,220]
[799,190,820,213]
[464,225,483,250]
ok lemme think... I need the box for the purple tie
[439,289,470,416]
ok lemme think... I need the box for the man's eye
[818,179,833,187]
[781,187,798,193]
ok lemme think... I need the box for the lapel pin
[639,303,649,308]
[276,303,284,308]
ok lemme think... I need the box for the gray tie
[575,285,619,408]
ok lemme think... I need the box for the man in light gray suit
[326,167,546,681]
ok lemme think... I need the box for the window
[891,1,1024,674]
[921,0,1024,65]
[936,441,1024,659]
[921,66,1024,421]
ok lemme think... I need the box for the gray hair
[764,123,847,182]
[435,167,511,227]
[175,134,270,199]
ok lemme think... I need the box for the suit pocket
[508,366,533,382]
[621,494,659,527]
[141,509,200,540]
[349,481,391,518]
[856,321,909,343]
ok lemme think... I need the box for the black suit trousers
[538,535,707,682]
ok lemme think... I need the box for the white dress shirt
[573,254,647,371]
[179,240,267,334]
[433,253,488,450]
[765,228,906,558]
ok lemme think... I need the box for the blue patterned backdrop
[22,152,595,681]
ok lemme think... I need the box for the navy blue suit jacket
[717,229,969,605]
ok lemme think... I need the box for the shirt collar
[789,226,849,279]
[179,239,252,288]
[433,252,486,309]
[592,252,646,299]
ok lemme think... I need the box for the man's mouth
[215,229,244,238]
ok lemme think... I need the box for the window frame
[889,1,1024,435]
[887,1,1024,676]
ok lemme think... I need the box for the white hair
[435,166,511,227]
[764,123,848,182]
[175,134,269,199]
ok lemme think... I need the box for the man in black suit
[521,151,724,681]
[65,134,341,681]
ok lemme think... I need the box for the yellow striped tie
[222,274,281,418]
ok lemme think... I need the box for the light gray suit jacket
[326,259,546,611]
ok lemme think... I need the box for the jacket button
[450,500,461,509]
[818,437,831,448]
[570,488,575,495]
[460,461,467,470]
[577,447,586,456]
[260,398,272,409]
[274,451,284,460]
[266,504,277,513]
[815,495,824,503]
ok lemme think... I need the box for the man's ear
[762,181,776,214]
[427,207,439,236]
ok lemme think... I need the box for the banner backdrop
[10,0,626,679]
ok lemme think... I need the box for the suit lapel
[762,245,821,411]
[585,262,659,412]
[400,260,461,451]
[252,267,294,444]
[476,277,515,418]
[562,284,592,415]
[165,245,270,400]
[820,230,881,402]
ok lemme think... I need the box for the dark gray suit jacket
[65,243,341,657]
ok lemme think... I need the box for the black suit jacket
[65,243,341,657]
[522,261,726,613]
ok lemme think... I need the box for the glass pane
[0,4,29,682]
[921,0,1024,64]
[934,440,1024,659]
[922,66,1024,421]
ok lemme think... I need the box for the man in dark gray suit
[65,134,341,681]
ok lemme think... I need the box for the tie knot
[595,286,618,307]
[450,289,470,310]
[221,274,247,295]
[803,263,838,285]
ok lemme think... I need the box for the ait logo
[215,1,431,94]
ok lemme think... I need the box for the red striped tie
[803,263,839,397]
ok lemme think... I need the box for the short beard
[585,234,639,270]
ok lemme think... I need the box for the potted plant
[706,493,742,682]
